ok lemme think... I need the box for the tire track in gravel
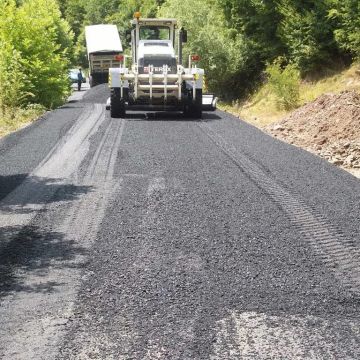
[56,174,209,359]
[0,104,104,234]
[84,115,125,184]
[197,121,360,295]
[136,177,202,360]
[211,311,360,359]
[194,120,360,359]
[0,106,126,359]
[54,114,360,359]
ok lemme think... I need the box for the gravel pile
[82,84,110,104]
[266,91,360,169]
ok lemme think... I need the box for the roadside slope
[0,86,91,200]
[223,64,360,177]
[266,91,360,177]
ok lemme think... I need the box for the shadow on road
[59,104,85,109]
[0,174,93,298]
[0,224,86,298]
[0,174,28,202]
[124,111,222,122]
[0,174,92,213]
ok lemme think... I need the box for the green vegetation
[265,59,300,111]
[222,63,360,127]
[1,0,359,136]
[60,0,359,99]
[159,0,245,96]
[0,0,73,135]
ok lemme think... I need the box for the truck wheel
[90,76,94,88]
[110,88,126,118]
[185,89,202,119]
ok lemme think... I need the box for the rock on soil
[266,91,360,171]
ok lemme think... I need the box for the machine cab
[130,17,178,73]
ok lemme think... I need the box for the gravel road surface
[0,85,359,359]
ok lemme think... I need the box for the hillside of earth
[266,90,360,177]
[223,64,360,177]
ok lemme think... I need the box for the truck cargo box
[85,25,123,87]
[85,25,123,56]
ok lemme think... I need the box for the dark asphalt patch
[0,103,84,200]
[58,116,360,359]
[1,83,360,358]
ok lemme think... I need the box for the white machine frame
[108,16,217,117]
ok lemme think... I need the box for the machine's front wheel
[110,88,126,118]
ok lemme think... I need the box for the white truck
[108,14,217,118]
[85,24,123,87]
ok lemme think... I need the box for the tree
[108,0,165,43]
[277,0,343,75]
[62,0,87,40]
[0,0,74,108]
[330,0,360,58]
[83,0,120,25]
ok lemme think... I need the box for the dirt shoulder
[222,64,360,179]
[0,84,89,139]
[265,91,360,178]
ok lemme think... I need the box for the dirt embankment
[266,91,360,174]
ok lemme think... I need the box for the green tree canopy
[0,0,74,108]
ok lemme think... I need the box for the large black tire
[184,89,202,119]
[110,88,126,118]
[90,73,108,87]
[89,75,97,88]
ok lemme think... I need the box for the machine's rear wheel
[110,88,126,118]
[184,89,202,119]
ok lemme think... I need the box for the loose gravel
[1,85,360,359]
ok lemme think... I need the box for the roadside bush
[277,1,339,75]
[0,0,74,110]
[265,59,300,111]
[0,3,25,113]
[0,47,31,114]
[331,0,360,59]
[0,103,45,137]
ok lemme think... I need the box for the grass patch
[221,63,360,128]
[0,104,45,138]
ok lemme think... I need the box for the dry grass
[0,105,45,138]
[221,63,360,128]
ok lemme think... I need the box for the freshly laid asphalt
[0,85,359,359]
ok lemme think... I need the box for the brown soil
[266,91,360,172]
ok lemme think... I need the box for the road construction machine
[108,13,217,118]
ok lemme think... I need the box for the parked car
[69,69,86,83]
